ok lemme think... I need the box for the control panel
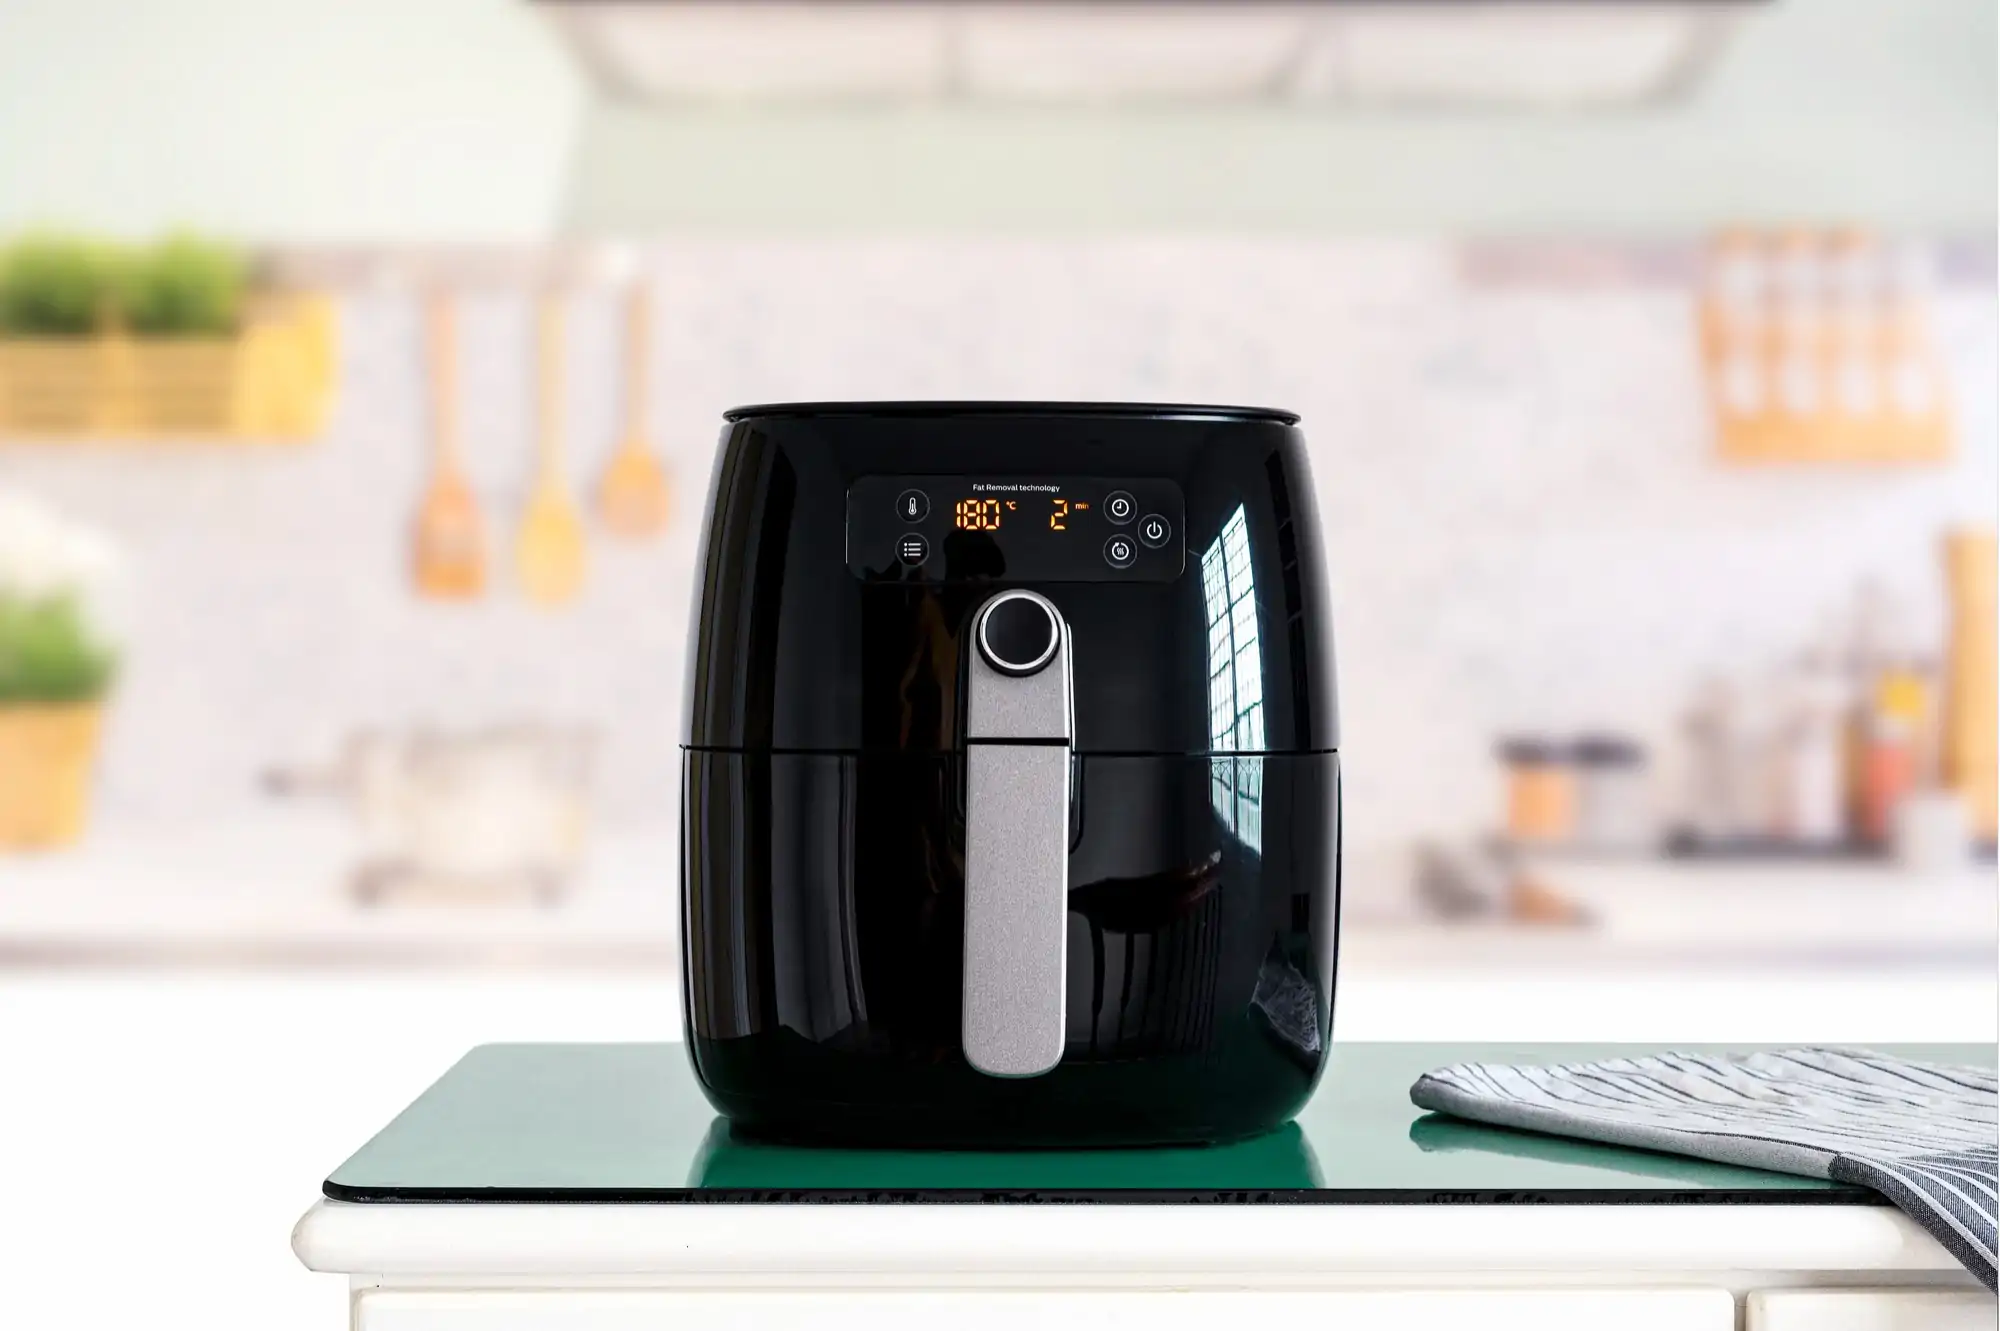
[846,476,1185,583]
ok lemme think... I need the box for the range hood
[535,1,1765,108]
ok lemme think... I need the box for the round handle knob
[977,591,1062,677]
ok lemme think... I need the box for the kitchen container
[1941,528,1997,842]
[1572,734,1650,852]
[0,703,103,849]
[267,726,595,903]
[1893,790,1971,874]
[1500,737,1575,845]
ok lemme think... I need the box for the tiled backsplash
[4,240,1993,864]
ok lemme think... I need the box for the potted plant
[0,231,335,439]
[0,491,122,849]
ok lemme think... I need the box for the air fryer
[681,402,1340,1146]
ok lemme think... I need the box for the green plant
[0,232,250,339]
[121,233,246,337]
[0,593,118,704]
[0,234,118,337]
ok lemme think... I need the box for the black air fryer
[682,403,1339,1146]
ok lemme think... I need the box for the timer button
[1103,533,1137,570]
[1137,513,1171,549]
[1104,491,1137,525]
[896,533,930,566]
[978,591,1061,677]
[895,489,930,523]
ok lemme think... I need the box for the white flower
[0,488,127,605]
[0,491,69,598]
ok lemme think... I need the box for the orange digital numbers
[1050,499,1068,531]
[954,498,1002,531]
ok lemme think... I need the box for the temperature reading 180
[954,498,1003,531]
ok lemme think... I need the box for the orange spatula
[515,293,587,607]
[597,282,672,539]
[411,292,485,599]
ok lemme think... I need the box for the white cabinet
[356,1289,1737,1331]
[1747,1289,1994,1330]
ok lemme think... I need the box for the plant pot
[0,703,104,849]
[0,293,337,441]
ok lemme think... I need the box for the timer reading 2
[955,497,1086,532]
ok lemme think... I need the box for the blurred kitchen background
[2,235,1995,968]
[0,2,1993,1324]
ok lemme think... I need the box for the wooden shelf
[0,293,337,441]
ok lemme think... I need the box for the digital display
[847,476,1184,583]
[951,495,1089,532]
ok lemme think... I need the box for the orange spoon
[411,292,485,600]
[597,282,672,538]
[515,293,587,607]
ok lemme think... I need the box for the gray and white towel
[1411,1047,1998,1291]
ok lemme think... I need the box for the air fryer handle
[962,590,1073,1079]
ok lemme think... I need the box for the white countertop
[1,819,1990,973]
[1345,855,1996,971]
[0,817,678,966]
[293,1199,1967,1283]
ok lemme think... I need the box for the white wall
[0,0,584,242]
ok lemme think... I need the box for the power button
[1103,533,1137,569]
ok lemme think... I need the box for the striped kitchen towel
[1411,1047,1998,1291]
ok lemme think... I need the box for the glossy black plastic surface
[725,401,1301,425]
[685,403,1337,755]
[683,750,1340,1146]
[683,403,1340,1145]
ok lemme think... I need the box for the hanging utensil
[597,281,672,539]
[515,291,587,606]
[411,291,486,599]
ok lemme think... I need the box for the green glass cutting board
[325,1041,1992,1204]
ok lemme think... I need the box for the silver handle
[962,590,1073,1079]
